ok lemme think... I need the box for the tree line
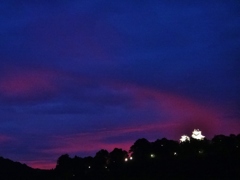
[54,133,240,179]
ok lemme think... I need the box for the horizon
[0,0,240,169]
[1,130,240,170]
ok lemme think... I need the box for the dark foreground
[1,156,240,180]
[1,134,240,179]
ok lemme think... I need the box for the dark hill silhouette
[1,133,240,179]
[0,156,55,180]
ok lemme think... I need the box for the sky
[0,0,240,169]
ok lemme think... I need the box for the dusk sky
[1,0,240,169]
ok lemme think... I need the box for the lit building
[191,129,205,140]
[180,135,190,142]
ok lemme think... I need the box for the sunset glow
[0,0,239,169]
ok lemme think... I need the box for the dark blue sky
[0,0,240,169]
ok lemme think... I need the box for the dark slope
[0,156,55,180]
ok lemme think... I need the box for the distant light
[130,157,133,160]
[150,154,155,158]
[88,166,91,169]
[199,150,203,154]
[124,158,128,162]
[105,166,107,169]
[192,129,205,140]
[180,135,190,142]
[174,152,177,156]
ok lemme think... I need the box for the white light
[192,129,205,140]
[88,166,91,169]
[180,135,190,142]
[130,157,133,160]
[150,154,155,158]
[174,152,177,156]
[124,158,128,162]
[105,166,107,169]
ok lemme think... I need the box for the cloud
[0,134,12,144]
[0,68,59,102]
[108,82,223,136]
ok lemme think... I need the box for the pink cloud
[22,160,56,170]
[107,82,232,138]
[0,134,12,143]
[0,69,58,99]
[134,87,221,138]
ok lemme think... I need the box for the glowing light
[130,157,133,160]
[192,129,205,140]
[150,154,155,158]
[124,158,128,162]
[88,166,91,169]
[174,152,177,156]
[180,135,190,142]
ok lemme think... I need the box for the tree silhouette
[109,148,128,164]
[93,149,109,169]
[55,154,73,179]
[129,138,151,161]
[152,138,179,159]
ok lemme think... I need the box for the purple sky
[1,0,240,169]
